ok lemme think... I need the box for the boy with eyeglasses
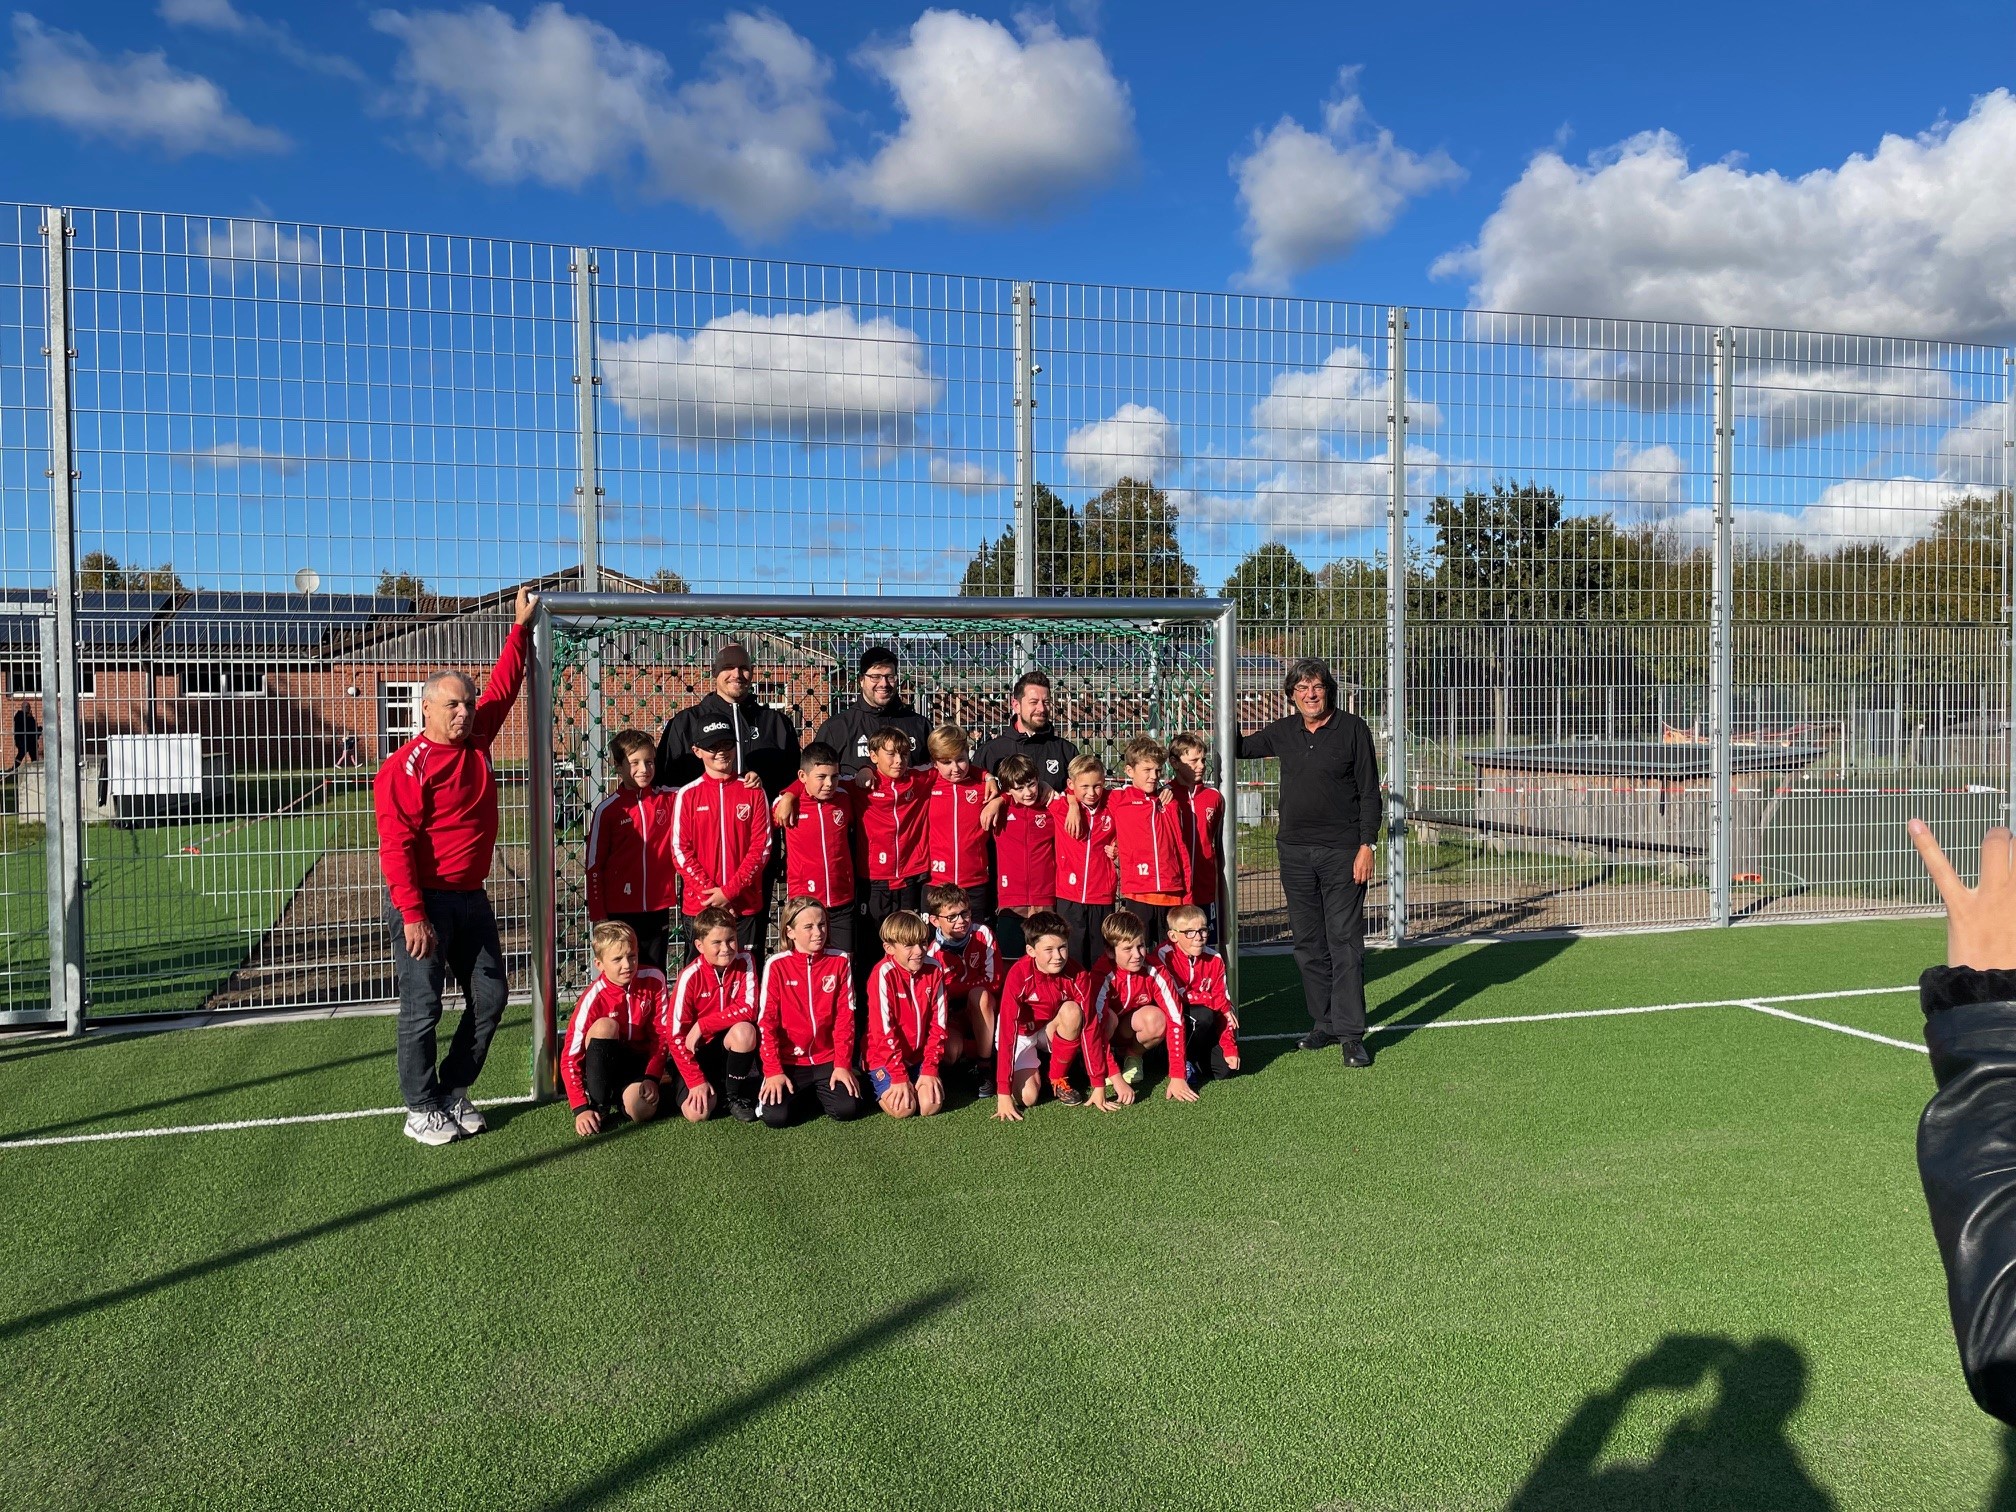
[1156,902,1238,1078]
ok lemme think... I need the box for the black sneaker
[728,1097,760,1123]
[1298,1029,1339,1052]
[1049,1079,1087,1107]
[1342,1039,1372,1068]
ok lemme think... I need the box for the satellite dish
[293,567,321,594]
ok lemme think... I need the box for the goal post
[525,592,1241,1100]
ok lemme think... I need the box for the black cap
[858,645,898,676]
[712,642,753,673]
[691,719,738,751]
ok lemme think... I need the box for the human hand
[917,1074,942,1107]
[1065,802,1086,840]
[574,1109,601,1137]
[1909,820,2016,970]
[772,793,799,826]
[1089,1087,1116,1112]
[683,1083,715,1121]
[403,919,437,959]
[1353,845,1375,885]
[704,888,730,910]
[740,771,762,790]
[1110,1077,1136,1107]
[514,586,539,626]
[685,1025,701,1054]
[1166,1078,1200,1103]
[886,1079,915,1117]
[830,1065,861,1099]
[759,1073,791,1106]
[1157,787,1175,807]
[1105,843,1118,863]
[993,1093,1022,1122]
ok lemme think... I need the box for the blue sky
[2,1,2012,596]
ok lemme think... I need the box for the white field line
[1243,983,1918,1042]
[0,1096,537,1151]
[1739,1001,1927,1055]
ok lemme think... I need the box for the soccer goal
[524,593,1241,1099]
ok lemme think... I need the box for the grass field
[2,917,2007,1511]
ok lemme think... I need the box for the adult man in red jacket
[375,586,536,1146]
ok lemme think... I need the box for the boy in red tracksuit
[562,920,666,1137]
[1053,755,1119,969]
[770,741,856,958]
[1108,737,1190,950]
[923,881,1000,1088]
[983,753,1055,959]
[992,909,1129,1119]
[848,727,933,989]
[924,724,995,921]
[865,910,953,1119]
[670,725,774,960]
[757,896,871,1128]
[585,728,680,971]
[1158,903,1238,1077]
[1092,908,1200,1103]
[662,905,762,1122]
[1168,732,1227,944]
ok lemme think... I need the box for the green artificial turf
[2,919,2004,1511]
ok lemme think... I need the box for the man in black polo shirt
[1238,656,1382,1067]
[975,670,1077,788]
[813,645,932,779]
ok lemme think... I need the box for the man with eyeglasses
[813,645,932,779]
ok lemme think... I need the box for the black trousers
[1055,899,1113,972]
[580,1040,651,1114]
[1277,842,1368,1041]
[609,909,672,973]
[1117,898,1170,949]
[759,1063,871,1128]
[853,875,924,990]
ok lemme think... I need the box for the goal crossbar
[525,592,1241,1100]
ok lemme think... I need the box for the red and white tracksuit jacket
[1108,785,1191,902]
[1051,794,1117,905]
[995,956,1109,1093]
[560,968,667,1111]
[928,924,1002,1001]
[777,780,857,909]
[1157,940,1238,1059]
[1091,956,1191,1075]
[1173,783,1226,907]
[584,783,680,918]
[865,956,950,1083]
[660,951,759,1086]
[855,768,932,885]
[758,947,857,1075]
[670,773,773,915]
[925,770,992,888]
[374,622,527,922]
[992,800,1057,909]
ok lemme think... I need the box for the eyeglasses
[933,910,972,924]
[1171,927,1208,938]
[862,673,898,684]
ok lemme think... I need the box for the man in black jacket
[1910,818,2016,1425]
[975,670,1077,787]
[813,645,931,779]
[656,642,801,797]
[1237,656,1382,1068]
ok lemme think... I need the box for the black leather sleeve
[1917,965,2016,1424]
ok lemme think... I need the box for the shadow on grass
[534,1284,966,1512]
[1365,934,1576,1053]
[1505,1334,1831,1511]
[0,1110,615,1346]
[1986,1428,2016,1511]
[1,1047,392,1142]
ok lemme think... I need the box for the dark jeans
[1056,899,1113,972]
[759,1063,871,1128]
[389,888,510,1112]
[1277,842,1367,1042]
[610,909,671,973]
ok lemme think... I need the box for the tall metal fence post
[1213,603,1240,1003]
[571,248,605,792]
[1710,326,1736,926]
[1012,281,1038,671]
[528,606,558,1100]
[42,206,83,1033]
[1385,306,1409,946]
[2005,350,2015,823]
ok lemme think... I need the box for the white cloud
[1233,68,1461,292]
[372,5,835,237]
[928,454,1004,492]
[1600,442,1686,509]
[1436,90,2016,341]
[1740,362,1962,447]
[159,0,362,80]
[1064,404,1177,487]
[1664,477,1965,553]
[181,442,307,476]
[1,15,287,155]
[1937,404,2005,487]
[1192,444,1439,534]
[853,10,1133,220]
[1250,343,1441,439]
[191,217,322,267]
[598,307,941,442]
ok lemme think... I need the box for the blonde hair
[591,919,637,958]
[926,724,971,761]
[879,909,933,947]
[1122,736,1166,771]
[1167,731,1207,759]
[1066,753,1105,781]
[778,894,828,933]
[1101,909,1148,948]
[1166,903,1208,932]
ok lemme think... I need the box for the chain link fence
[0,201,2007,1023]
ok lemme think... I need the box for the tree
[1223,541,1317,625]
[1077,477,1200,598]
[376,571,427,602]
[79,552,185,592]
[645,567,691,594]
[959,484,1082,597]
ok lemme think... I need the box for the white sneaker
[443,1089,487,1136]
[404,1108,462,1146]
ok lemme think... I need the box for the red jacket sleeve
[832,962,858,1070]
[583,794,615,921]
[996,960,1027,1095]
[373,752,429,923]
[669,786,716,899]
[637,977,668,1083]
[866,962,902,1081]
[662,966,705,1086]
[471,622,529,746]
[757,959,786,1078]
[725,797,773,904]
[1150,966,1189,1083]
[920,973,950,1078]
[559,984,601,1111]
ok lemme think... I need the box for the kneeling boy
[866,909,952,1118]
[663,904,762,1122]
[562,920,666,1137]
[1157,902,1238,1077]
[993,909,1129,1120]
[757,896,871,1128]
[1092,909,1201,1102]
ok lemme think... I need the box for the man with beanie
[656,642,801,798]
[814,645,932,779]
